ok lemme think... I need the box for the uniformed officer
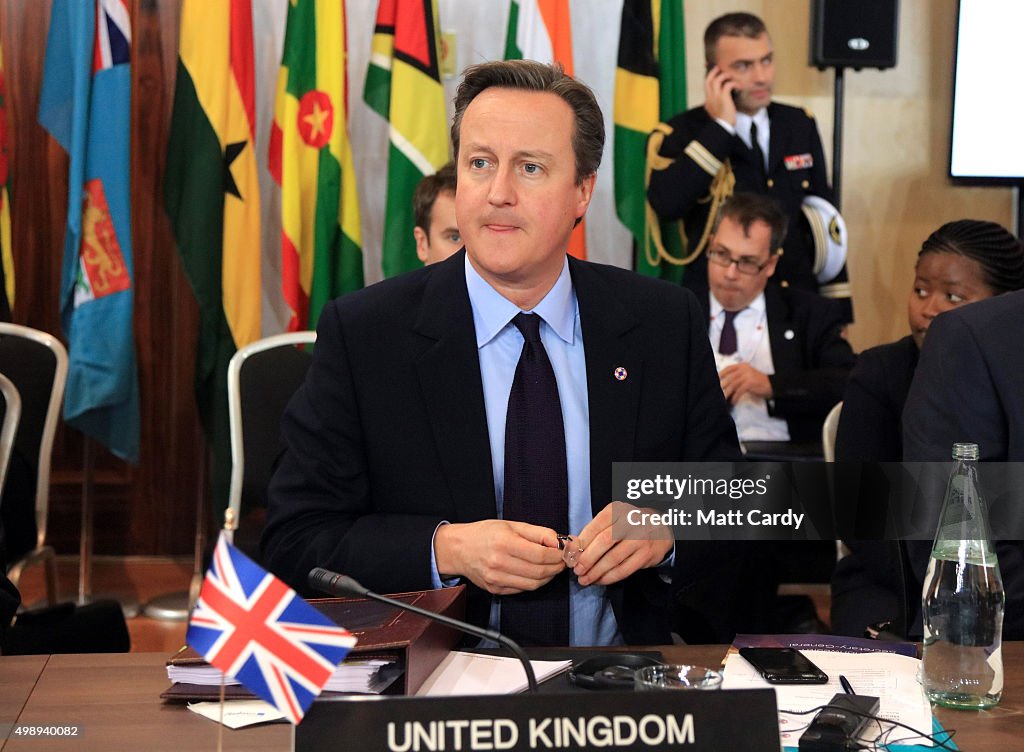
[647,12,852,321]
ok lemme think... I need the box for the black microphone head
[307,567,369,597]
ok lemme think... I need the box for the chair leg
[43,549,59,606]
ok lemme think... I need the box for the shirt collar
[709,290,767,319]
[465,255,576,348]
[735,107,769,142]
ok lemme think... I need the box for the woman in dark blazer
[831,220,1024,637]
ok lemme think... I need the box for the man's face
[711,33,774,114]
[456,88,595,299]
[414,190,462,264]
[707,215,778,311]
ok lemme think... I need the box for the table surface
[2,644,1023,751]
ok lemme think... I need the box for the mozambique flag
[0,40,12,320]
[614,0,687,281]
[38,0,139,461]
[165,0,263,501]
[269,0,363,332]
[503,0,586,260]
[364,0,448,278]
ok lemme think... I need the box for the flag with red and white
[187,533,356,724]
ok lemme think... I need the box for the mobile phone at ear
[738,647,829,684]
[707,64,740,102]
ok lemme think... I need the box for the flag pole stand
[78,435,140,617]
[143,432,209,620]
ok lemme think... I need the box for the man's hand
[719,362,772,404]
[703,66,737,125]
[434,520,566,595]
[570,502,673,587]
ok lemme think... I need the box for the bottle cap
[952,442,979,460]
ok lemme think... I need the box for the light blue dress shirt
[431,255,622,646]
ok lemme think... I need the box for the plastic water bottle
[921,442,1004,709]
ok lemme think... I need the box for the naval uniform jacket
[649,102,851,320]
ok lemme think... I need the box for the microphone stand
[308,568,539,693]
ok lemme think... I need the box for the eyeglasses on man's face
[706,247,773,275]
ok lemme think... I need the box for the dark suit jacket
[262,251,741,645]
[835,335,918,463]
[830,336,918,638]
[702,286,855,444]
[649,102,850,319]
[901,291,1024,639]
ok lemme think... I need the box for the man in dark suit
[901,290,1024,639]
[702,193,853,446]
[648,12,850,320]
[262,60,740,647]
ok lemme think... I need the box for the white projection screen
[950,1,1024,181]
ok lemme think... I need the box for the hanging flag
[0,39,12,321]
[364,0,448,278]
[165,0,264,501]
[38,0,139,462]
[503,0,586,260]
[269,0,363,332]
[188,533,357,724]
[614,0,687,281]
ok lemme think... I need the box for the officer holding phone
[648,12,851,322]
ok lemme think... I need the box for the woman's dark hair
[919,219,1024,294]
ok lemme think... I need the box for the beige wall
[685,0,1015,351]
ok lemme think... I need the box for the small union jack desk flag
[187,533,357,724]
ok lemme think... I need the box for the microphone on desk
[307,568,539,693]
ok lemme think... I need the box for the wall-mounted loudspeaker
[810,0,899,70]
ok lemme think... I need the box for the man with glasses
[705,193,853,445]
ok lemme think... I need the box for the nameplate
[294,689,778,751]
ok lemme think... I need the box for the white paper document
[187,700,286,729]
[415,651,572,696]
[722,650,934,748]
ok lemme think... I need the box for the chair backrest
[227,331,316,554]
[0,373,21,497]
[822,400,843,463]
[0,323,69,553]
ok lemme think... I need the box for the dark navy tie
[719,309,739,355]
[500,312,569,646]
[750,120,767,174]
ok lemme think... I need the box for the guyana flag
[364,0,448,278]
[503,0,586,260]
[269,0,363,332]
[614,0,687,282]
[165,0,263,501]
[0,40,12,320]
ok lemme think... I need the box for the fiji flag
[187,533,357,724]
[38,0,139,462]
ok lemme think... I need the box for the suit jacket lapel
[570,259,644,513]
[412,253,496,524]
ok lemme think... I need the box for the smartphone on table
[738,647,829,684]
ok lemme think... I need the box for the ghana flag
[364,0,448,279]
[614,0,687,282]
[269,0,363,332]
[165,0,263,498]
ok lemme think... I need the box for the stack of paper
[167,657,396,694]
